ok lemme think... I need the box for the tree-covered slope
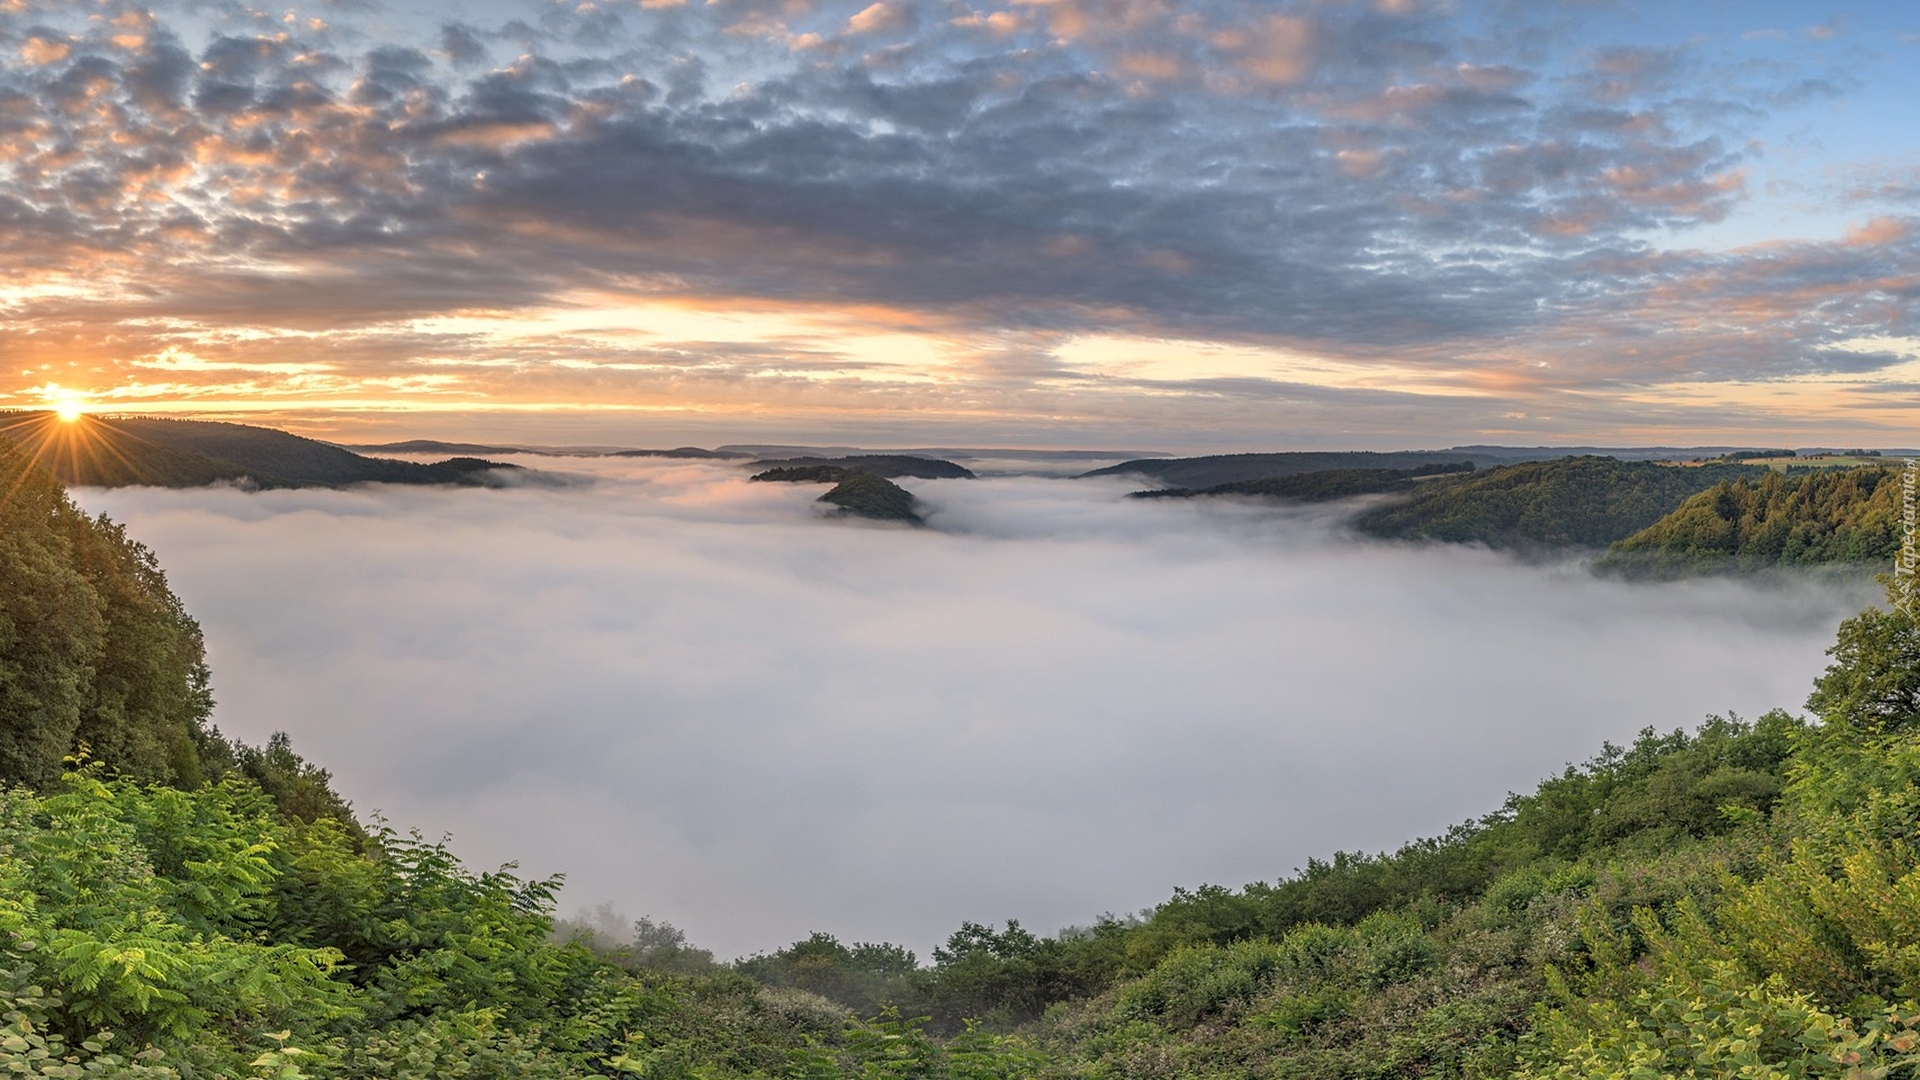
[0,438,215,789]
[1599,465,1901,575]
[1353,457,1762,550]
[0,411,526,489]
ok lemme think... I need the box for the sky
[2,0,1918,450]
[74,459,1876,958]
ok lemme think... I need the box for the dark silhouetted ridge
[0,411,530,489]
[751,454,974,479]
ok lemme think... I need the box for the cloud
[73,459,1874,958]
[0,0,1904,444]
[845,1,911,35]
[1845,217,1913,247]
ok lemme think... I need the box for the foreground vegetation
[12,434,1920,1076]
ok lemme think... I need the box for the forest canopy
[1600,465,1904,575]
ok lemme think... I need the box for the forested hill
[1352,456,1763,549]
[1599,465,1901,575]
[0,411,528,488]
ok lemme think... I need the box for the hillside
[0,437,216,788]
[0,411,529,489]
[1132,462,1475,502]
[1599,465,1901,575]
[1352,456,1764,550]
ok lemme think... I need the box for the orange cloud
[19,36,70,65]
[847,2,908,34]
[1844,218,1912,247]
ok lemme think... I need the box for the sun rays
[0,409,165,492]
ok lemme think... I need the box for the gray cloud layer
[3,0,1917,440]
[75,460,1873,958]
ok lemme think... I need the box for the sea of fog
[73,457,1875,960]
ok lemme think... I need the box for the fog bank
[75,458,1873,959]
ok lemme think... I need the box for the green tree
[1806,595,1920,734]
[0,439,105,787]
[0,437,217,789]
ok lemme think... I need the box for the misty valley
[8,420,1920,1078]
[6,0,1920,1073]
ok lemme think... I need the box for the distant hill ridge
[1081,450,1515,488]
[749,455,976,480]
[0,412,531,489]
[1080,445,1910,490]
